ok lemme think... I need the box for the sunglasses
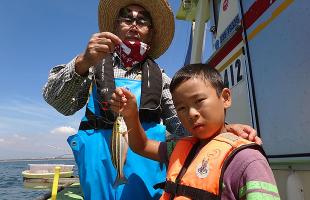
[117,7,152,28]
[117,17,152,28]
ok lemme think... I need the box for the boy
[110,64,279,199]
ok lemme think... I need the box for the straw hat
[98,0,175,59]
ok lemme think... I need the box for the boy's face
[172,77,231,141]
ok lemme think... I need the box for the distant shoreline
[0,158,75,163]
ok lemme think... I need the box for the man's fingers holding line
[92,44,113,52]
[96,32,122,44]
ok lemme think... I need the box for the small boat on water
[22,164,75,179]
[22,163,79,194]
[22,170,73,179]
[22,164,83,199]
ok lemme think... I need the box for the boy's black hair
[170,63,225,97]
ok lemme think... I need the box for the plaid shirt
[43,55,188,139]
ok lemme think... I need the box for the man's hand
[75,32,122,75]
[226,124,262,145]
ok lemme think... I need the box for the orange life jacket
[160,132,262,200]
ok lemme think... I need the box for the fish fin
[113,175,128,188]
[122,131,129,145]
[121,131,128,137]
[126,128,133,135]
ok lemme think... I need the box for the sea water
[0,159,77,200]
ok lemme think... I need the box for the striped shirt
[42,55,189,139]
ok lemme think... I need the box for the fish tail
[112,174,128,188]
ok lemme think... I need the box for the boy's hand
[226,124,262,145]
[110,87,138,119]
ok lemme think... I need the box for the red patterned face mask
[115,40,150,68]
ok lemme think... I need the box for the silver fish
[111,116,128,188]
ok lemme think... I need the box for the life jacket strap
[165,181,219,200]
[79,107,162,130]
[79,107,114,130]
[153,181,166,190]
[165,142,219,200]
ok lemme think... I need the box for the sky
[0,0,205,160]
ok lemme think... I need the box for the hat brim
[98,0,175,59]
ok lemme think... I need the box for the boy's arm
[222,148,280,200]
[110,87,162,161]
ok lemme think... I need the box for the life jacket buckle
[167,182,178,195]
[101,101,109,111]
[173,184,178,195]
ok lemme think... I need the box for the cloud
[46,144,66,151]
[0,96,83,159]
[0,96,83,136]
[13,134,27,140]
[50,126,76,135]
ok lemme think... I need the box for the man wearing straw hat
[43,0,259,199]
